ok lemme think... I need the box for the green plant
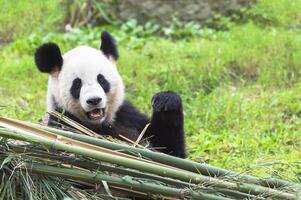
[64,0,114,27]
[120,19,160,37]
[0,0,64,43]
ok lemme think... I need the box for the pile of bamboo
[0,116,300,199]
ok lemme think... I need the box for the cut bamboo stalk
[118,134,145,148]
[0,117,178,169]
[9,145,240,199]
[10,144,195,188]
[29,122,300,190]
[48,111,104,138]
[0,127,298,199]
[24,163,231,200]
[133,123,150,147]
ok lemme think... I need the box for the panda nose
[86,98,102,105]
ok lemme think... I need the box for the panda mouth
[86,108,105,120]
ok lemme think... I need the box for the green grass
[247,0,301,26]
[0,0,64,43]
[0,0,301,182]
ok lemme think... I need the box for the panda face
[35,32,124,125]
[54,46,124,125]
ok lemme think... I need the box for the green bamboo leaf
[0,154,13,169]
[102,180,114,198]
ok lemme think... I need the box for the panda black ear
[34,42,63,73]
[100,31,119,60]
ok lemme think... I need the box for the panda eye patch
[97,74,110,93]
[70,78,82,99]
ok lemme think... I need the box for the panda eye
[70,78,82,99]
[97,74,110,93]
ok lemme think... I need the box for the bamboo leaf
[0,154,13,169]
[101,180,114,198]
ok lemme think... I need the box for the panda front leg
[145,91,186,158]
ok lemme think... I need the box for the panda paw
[151,91,183,112]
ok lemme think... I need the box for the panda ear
[100,31,119,61]
[34,42,63,73]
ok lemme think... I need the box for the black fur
[70,78,82,99]
[146,92,186,158]
[151,91,183,112]
[114,101,150,135]
[100,31,119,60]
[49,92,186,158]
[97,74,110,93]
[35,42,63,73]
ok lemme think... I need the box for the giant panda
[34,31,185,158]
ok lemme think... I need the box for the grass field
[0,0,301,181]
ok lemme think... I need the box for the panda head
[35,31,124,125]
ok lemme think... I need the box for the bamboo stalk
[0,127,298,199]
[133,123,150,147]
[10,145,195,188]
[8,117,294,190]
[48,111,103,138]
[24,163,231,200]
[0,118,177,169]
[31,123,300,190]
[10,145,255,199]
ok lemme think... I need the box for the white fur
[47,46,125,124]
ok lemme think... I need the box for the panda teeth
[88,108,103,119]
[91,112,100,118]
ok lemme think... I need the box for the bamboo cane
[10,144,194,188]
[31,123,300,190]
[24,163,231,200]
[6,144,267,200]
[0,126,298,199]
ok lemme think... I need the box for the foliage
[64,0,114,27]
[244,0,301,26]
[205,0,301,30]
[0,0,301,183]
[0,0,64,43]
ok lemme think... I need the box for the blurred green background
[0,0,300,181]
